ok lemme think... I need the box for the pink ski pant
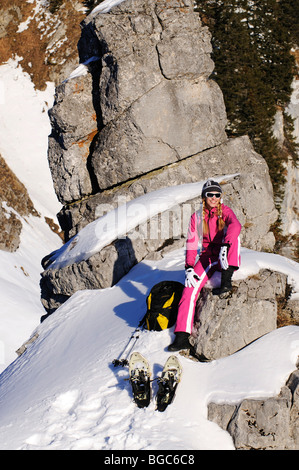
[175,238,240,334]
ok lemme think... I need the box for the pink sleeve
[185,212,199,268]
[222,206,242,246]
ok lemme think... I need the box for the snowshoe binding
[129,352,151,408]
[156,355,182,412]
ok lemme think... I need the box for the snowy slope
[0,59,62,372]
[0,58,60,217]
[0,248,298,450]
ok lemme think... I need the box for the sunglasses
[206,192,221,198]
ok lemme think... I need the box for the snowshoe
[129,352,151,408]
[156,355,182,412]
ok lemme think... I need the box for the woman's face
[205,192,221,210]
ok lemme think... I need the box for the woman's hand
[185,267,200,288]
[219,244,229,270]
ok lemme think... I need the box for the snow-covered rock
[208,355,299,450]
[193,268,298,360]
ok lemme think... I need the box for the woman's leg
[174,256,219,334]
[213,236,241,295]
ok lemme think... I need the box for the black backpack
[139,280,184,331]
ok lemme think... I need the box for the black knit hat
[201,180,222,198]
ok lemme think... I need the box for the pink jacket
[185,204,242,267]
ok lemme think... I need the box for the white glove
[185,267,200,288]
[219,245,229,270]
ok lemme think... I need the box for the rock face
[194,270,299,450]
[48,0,227,204]
[43,0,278,314]
[47,0,276,244]
[57,136,277,249]
[208,368,299,450]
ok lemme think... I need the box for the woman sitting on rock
[168,179,242,352]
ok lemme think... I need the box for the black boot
[168,332,191,352]
[213,266,235,295]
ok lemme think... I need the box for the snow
[0,59,62,373]
[64,0,129,82]
[0,169,297,450]
[64,0,129,81]
[0,248,298,450]
[234,249,299,299]
[0,214,60,372]
[0,58,61,218]
[65,56,101,82]
[0,30,298,452]
[17,1,41,33]
[92,0,128,15]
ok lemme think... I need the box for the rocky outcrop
[47,0,277,250]
[42,0,279,315]
[191,269,297,360]
[40,192,201,316]
[48,0,227,204]
[208,368,299,450]
[194,270,299,450]
[0,154,39,252]
[57,136,277,249]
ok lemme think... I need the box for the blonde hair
[202,199,226,235]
